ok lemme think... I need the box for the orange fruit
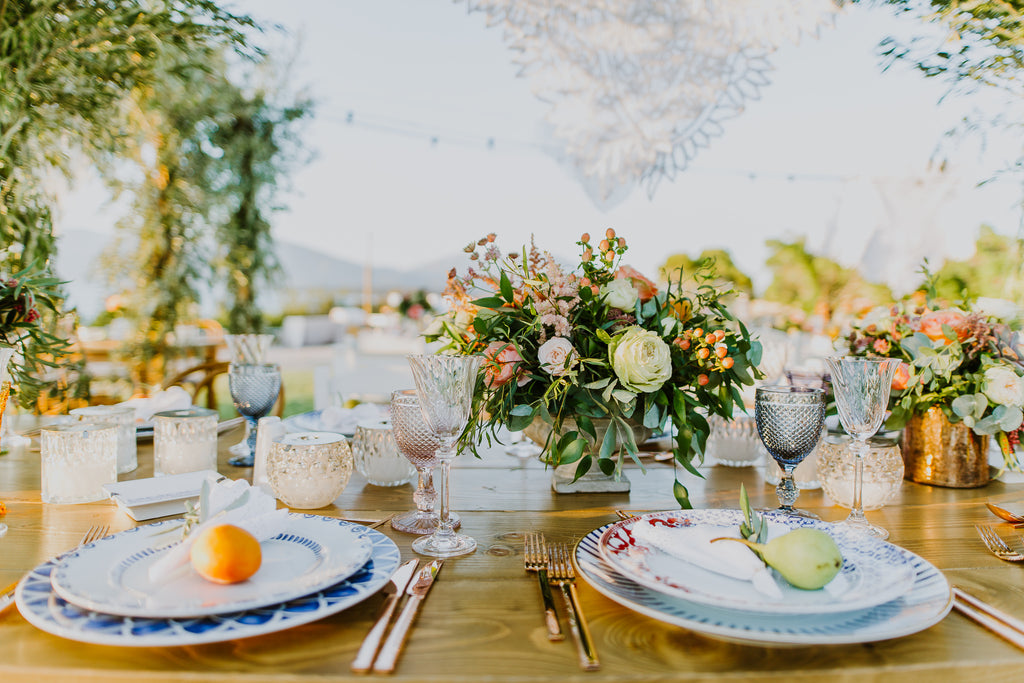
[189,524,262,584]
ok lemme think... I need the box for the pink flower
[872,338,891,354]
[483,341,523,388]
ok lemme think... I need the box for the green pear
[714,528,843,590]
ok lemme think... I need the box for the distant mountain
[53,229,454,321]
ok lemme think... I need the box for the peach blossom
[614,265,658,302]
[891,362,911,391]
[918,309,969,343]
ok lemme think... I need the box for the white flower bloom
[858,305,892,330]
[610,326,672,393]
[983,366,1024,408]
[973,297,1020,322]
[537,337,578,376]
[601,278,639,311]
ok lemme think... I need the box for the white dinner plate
[577,523,952,646]
[50,514,374,618]
[16,524,400,647]
[599,510,917,615]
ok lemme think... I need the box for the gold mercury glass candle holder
[352,418,416,487]
[41,422,118,504]
[267,432,353,509]
[71,405,138,474]
[152,408,218,477]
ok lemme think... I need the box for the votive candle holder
[267,431,352,509]
[353,418,415,487]
[153,408,218,476]
[71,405,137,474]
[41,423,118,504]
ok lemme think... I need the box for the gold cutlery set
[524,532,599,671]
[351,559,443,674]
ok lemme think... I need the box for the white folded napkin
[147,478,289,582]
[118,386,192,424]
[317,403,385,433]
[630,520,848,599]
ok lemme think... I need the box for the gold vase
[900,406,989,488]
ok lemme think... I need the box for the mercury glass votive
[267,432,353,509]
[153,408,218,476]
[353,419,416,487]
[41,423,118,504]
[71,405,137,474]
[818,434,904,510]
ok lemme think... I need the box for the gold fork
[976,525,1024,562]
[548,543,600,671]
[525,532,563,641]
[79,525,110,546]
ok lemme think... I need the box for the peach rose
[918,309,969,343]
[891,362,911,392]
[614,265,658,302]
[483,341,523,388]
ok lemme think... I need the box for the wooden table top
[2,422,1024,682]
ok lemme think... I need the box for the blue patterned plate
[50,514,373,618]
[15,524,400,646]
[577,522,952,646]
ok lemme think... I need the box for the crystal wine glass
[824,356,901,539]
[406,353,482,557]
[225,334,274,458]
[228,363,281,467]
[755,385,826,518]
[390,389,460,534]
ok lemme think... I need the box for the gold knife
[350,559,419,673]
[372,559,443,673]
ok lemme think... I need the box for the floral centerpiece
[846,286,1024,471]
[424,230,761,507]
[0,255,69,410]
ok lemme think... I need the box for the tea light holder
[818,434,904,510]
[71,405,138,474]
[267,432,352,509]
[352,418,416,487]
[707,414,763,467]
[41,423,118,504]
[153,408,218,477]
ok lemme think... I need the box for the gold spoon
[986,502,1024,523]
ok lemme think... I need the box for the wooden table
[2,424,1024,682]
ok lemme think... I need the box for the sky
[55,1,1023,297]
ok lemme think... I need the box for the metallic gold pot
[900,406,989,488]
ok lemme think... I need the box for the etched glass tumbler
[406,354,481,557]
[228,363,281,467]
[41,423,118,503]
[755,386,826,518]
[266,432,353,509]
[153,408,218,476]
[353,418,416,487]
[71,405,137,474]
[824,356,901,539]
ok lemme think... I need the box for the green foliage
[761,238,893,316]
[660,249,754,296]
[929,226,1024,302]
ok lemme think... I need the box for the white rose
[973,297,1020,321]
[984,366,1024,408]
[601,278,639,311]
[609,326,672,393]
[538,337,578,376]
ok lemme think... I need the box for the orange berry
[692,328,704,338]
[697,347,710,360]
[714,330,726,342]
[599,239,610,252]
[715,345,728,358]
[581,277,591,286]
[678,338,691,350]
[704,333,716,345]
[190,524,262,585]
[697,374,709,386]
[582,249,593,262]
[581,232,590,243]
[721,357,735,369]
[617,237,626,248]
[605,250,615,262]
[606,227,616,240]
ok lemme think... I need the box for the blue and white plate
[16,524,400,647]
[599,510,917,615]
[50,514,374,618]
[577,522,952,646]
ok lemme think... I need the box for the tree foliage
[660,249,754,296]
[929,225,1024,301]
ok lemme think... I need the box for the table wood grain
[2,422,1024,682]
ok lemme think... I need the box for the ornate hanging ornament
[465,0,839,199]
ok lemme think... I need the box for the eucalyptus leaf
[584,377,611,390]
[673,480,693,510]
[599,421,618,459]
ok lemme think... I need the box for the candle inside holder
[353,419,415,487]
[71,405,137,474]
[41,423,118,504]
[267,432,352,509]
[818,434,904,510]
[153,408,218,476]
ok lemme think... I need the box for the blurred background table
[2,422,1024,682]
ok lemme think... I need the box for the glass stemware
[390,389,461,534]
[406,353,482,557]
[225,334,274,458]
[228,363,281,467]
[824,356,901,539]
[754,385,826,518]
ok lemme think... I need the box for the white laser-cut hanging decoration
[464,0,839,201]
